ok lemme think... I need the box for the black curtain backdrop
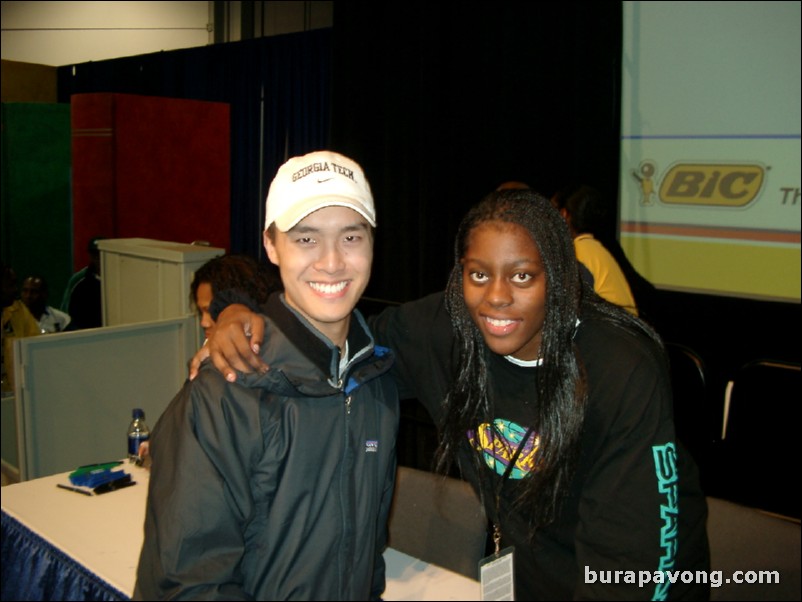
[57,29,332,263]
[330,2,624,303]
[56,4,624,303]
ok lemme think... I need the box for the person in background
[61,237,104,330]
[21,275,71,333]
[134,151,398,600]
[190,253,280,342]
[135,253,281,464]
[551,184,639,315]
[495,180,531,191]
[2,263,41,393]
[204,189,710,599]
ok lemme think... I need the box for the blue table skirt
[1,510,128,601]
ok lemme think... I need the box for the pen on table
[57,483,93,496]
[78,461,123,468]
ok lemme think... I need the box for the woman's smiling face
[461,220,547,361]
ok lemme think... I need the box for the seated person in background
[138,247,368,469]
[134,150,398,601]
[190,253,280,342]
[61,237,104,330]
[137,254,280,462]
[2,263,41,392]
[551,184,639,315]
[21,275,71,333]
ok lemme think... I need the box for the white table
[0,465,479,600]
[384,547,480,601]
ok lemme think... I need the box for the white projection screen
[619,1,801,302]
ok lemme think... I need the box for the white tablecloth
[1,464,479,600]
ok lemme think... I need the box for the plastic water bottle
[127,408,150,461]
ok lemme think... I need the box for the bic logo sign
[659,164,765,207]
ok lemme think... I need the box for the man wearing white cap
[135,151,398,601]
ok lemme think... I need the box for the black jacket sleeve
[367,292,457,415]
[134,369,263,601]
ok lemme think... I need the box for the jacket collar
[268,293,374,378]
[238,293,384,395]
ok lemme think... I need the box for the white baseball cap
[264,150,375,232]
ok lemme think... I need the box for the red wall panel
[71,93,230,270]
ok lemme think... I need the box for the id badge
[479,546,515,600]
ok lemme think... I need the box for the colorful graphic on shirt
[467,419,540,479]
[652,442,679,601]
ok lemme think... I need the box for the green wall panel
[1,102,72,306]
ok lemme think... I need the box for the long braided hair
[435,189,660,531]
